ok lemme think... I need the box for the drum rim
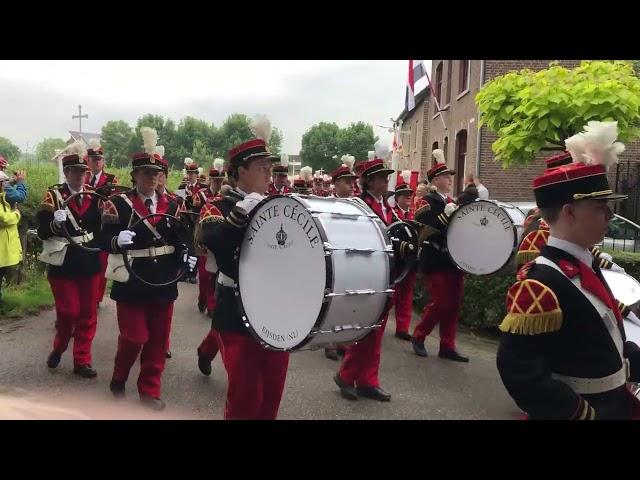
[234,193,334,352]
[446,199,519,276]
[602,269,640,307]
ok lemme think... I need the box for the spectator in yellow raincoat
[0,171,22,305]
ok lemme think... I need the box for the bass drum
[446,200,525,276]
[602,269,640,344]
[236,194,393,352]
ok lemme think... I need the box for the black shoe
[412,339,428,357]
[395,331,412,341]
[439,349,469,363]
[356,386,391,402]
[46,350,62,369]
[165,350,172,359]
[140,395,166,411]
[110,380,126,397]
[198,300,206,313]
[324,348,339,361]
[198,352,212,376]
[73,364,97,378]
[333,374,358,401]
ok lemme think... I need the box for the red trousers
[97,250,109,304]
[49,274,100,366]
[112,301,173,399]
[215,330,289,420]
[198,329,220,361]
[412,270,464,351]
[392,269,417,334]
[197,256,216,312]
[338,305,390,388]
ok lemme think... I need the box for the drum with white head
[236,194,393,351]
[446,200,525,276]
[602,269,640,344]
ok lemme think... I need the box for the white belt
[217,272,237,288]
[127,245,175,258]
[552,359,630,395]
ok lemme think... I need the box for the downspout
[475,60,485,178]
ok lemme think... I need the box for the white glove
[599,252,613,262]
[627,310,640,327]
[444,202,458,217]
[187,255,197,271]
[53,209,67,225]
[117,230,136,248]
[236,192,264,214]
[610,261,626,274]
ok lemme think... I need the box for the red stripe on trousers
[49,274,100,366]
[392,269,417,334]
[412,270,464,350]
[112,301,173,399]
[338,304,391,388]
[197,256,216,311]
[97,250,109,304]
[214,330,289,420]
[198,329,220,361]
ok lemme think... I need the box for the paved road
[0,283,520,419]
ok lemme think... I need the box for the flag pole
[422,63,448,132]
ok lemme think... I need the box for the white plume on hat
[342,154,355,171]
[63,140,87,158]
[280,154,289,168]
[367,150,375,160]
[401,170,411,184]
[198,167,204,175]
[184,157,194,166]
[88,138,101,149]
[300,166,313,183]
[250,114,272,143]
[564,121,625,172]
[153,145,165,157]
[374,140,390,160]
[140,127,158,154]
[213,158,224,171]
[432,149,445,164]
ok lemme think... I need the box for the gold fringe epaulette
[499,279,563,335]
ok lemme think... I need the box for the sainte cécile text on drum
[455,203,513,230]
[246,203,321,248]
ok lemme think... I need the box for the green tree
[101,120,136,167]
[476,60,640,167]
[173,116,217,168]
[270,127,283,155]
[337,122,378,161]
[192,138,214,168]
[34,137,66,163]
[300,122,341,172]
[219,114,253,157]
[0,137,21,163]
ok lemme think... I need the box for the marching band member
[391,171,417,341]
[100,128,196,410]
[497,121,640,419]
[38,142,102,378]
[411,150,469,362]
[333,142,398,402]
[267,154,292,195]
[84,139,119,307]
[199,114,290,419]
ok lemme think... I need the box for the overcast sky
[0,60,431,156]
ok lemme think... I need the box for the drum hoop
[446,200,519,276]
[234,193,334,352]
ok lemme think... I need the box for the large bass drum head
[446,200,517,275]
[237,196,327,350]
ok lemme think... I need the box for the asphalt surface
[0,282,520,419]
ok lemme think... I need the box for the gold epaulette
[499,279,563,335]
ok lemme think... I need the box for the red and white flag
[405,59,427,112]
